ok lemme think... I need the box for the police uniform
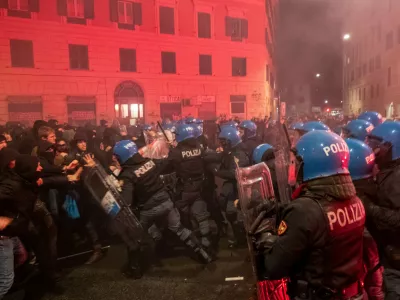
[168,138,212,249]
[116,142,212,278]
[260,131,365,300]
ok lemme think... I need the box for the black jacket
[0,171,36,237]
[263,175,365,293]
[243,137,261,161]
[118,154,166,209]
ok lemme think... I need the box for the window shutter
[109,0,118,22]
[57,0,67,16]
[225,16,232,36]
[84,0,94,19]
[0,0,8,8]
[133,2,142,25]
[241,19,248,38]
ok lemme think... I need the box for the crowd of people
[0,111,399,300]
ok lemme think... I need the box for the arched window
[114,81,144,121]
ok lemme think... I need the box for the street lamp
[343,33,351,41]
[324,100,328,104]
[316,73,321,78]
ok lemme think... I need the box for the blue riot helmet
[345,138,375,181]
[221,120,238,128]
[163,122,176,131]
[342,119,374,141]
[113,140,138,164]
[358,111,383,127]
[184,116,196,124]
[293,131,349,182]
[238,120,257,140]
[300,121,330,134]
[288,122,304,131]
[218,126,241,150]
[366,122,400,167]
[253,143,274,164]
[175,124,196,143]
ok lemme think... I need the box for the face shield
[290,148,304,185]
[365,135,392,167]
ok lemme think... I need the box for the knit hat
[0,148,19,171]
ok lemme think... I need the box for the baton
[157,121,170,142]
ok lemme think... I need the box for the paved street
[7,241,254,300]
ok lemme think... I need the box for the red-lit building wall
[0,0,277,125]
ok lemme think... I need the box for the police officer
[214,126,250,247]
[238,120,260,159]
[345,138,384,300]
[342,119,374,141]
[166,124,214,252]
[364,121,400,300]
[358,111,383,127]
[113,140,212,279]
[259,131,365,299]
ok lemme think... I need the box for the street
[38,242,254,300]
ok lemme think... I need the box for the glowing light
[316,73,321,78]
[343,33,351,40]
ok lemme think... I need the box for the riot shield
[139,132,171,159]
[273,123,292,204]
[83,163,143,250]
[235,162,289,300]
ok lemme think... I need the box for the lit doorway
[114,81,144,125]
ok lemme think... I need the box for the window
[10,40,34,68]
[357,66,361,78]
[371,85,374,98]
[266,65,270,82]
[8,0,29,11]
[69,44,89,70]
[118,1,133,24]
[388,67,392,86]
[198,12,211,39]
[161,52,176,74]
[369,58,375,72]
[119,48,136,72]
[159,6,175,34]
[376,84,380,96]
[230,95,246,114]
[232,57,246,77]
[199,54,212,75]
[363,88,366,100]
[67,0,84,18]
[375,55,381,69]
[225,17,248,41]
[358,88,361,100]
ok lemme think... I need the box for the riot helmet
[358,111,383,127]
[218,126,241,150]
[292,131,349,183]
[345,138,375,181]
[238,120,257,140]
[342,119,374,141]
[175,124,196,143]
[113,140,138,164]
[366,121,400,168]
[252,143,274,164]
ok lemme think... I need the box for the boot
[121,249,143,279]
[185,234,213,264]
[85,245,104,265]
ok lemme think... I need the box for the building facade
[0,0,278,125]
[343,0,400,118]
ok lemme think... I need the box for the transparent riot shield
[273,123,292,204]
[139,131,171,159]
[83,163,143,250]
[235,162,289,300]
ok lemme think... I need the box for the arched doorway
[114,81,144,124]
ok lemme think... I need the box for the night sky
[277,0,344,107]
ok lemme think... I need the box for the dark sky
[276,0,344,107]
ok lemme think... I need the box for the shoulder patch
[277,220,287,236]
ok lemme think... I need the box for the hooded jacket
[263,174,365,295]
